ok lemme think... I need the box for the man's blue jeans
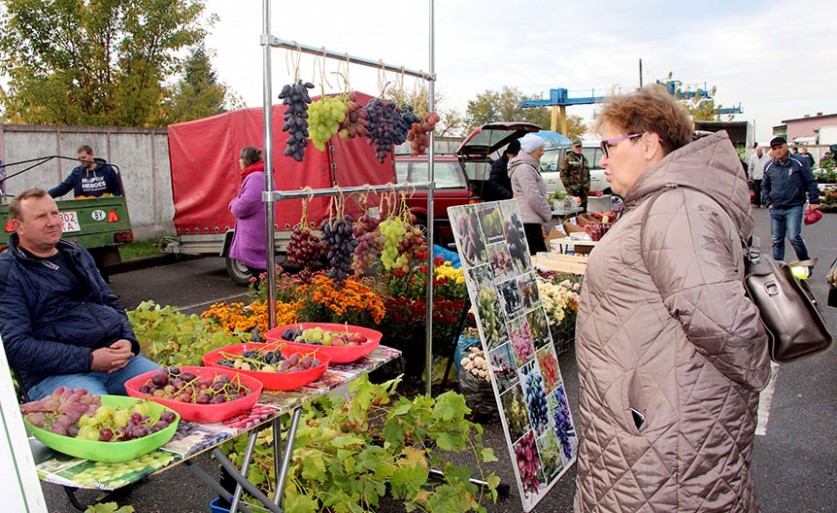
[769,205,810,261]
[27,356,160,401]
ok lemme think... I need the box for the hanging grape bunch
[321,212,358,289]
[377,194,426,272]
[394,104,421,146]
[287,199,328,270]
[279,80,314,162]
[337,92,369,141]
[351,211,383,275]
[308,96,346,151]
[364,98,401,163]
[407,111,440,156]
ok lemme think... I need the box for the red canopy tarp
[167,92,394,235]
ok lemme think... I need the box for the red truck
[166,92,396,284]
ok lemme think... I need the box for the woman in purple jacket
[229,147,273,282]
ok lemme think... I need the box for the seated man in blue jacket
[49,145,122,198]
[0,188,158,401]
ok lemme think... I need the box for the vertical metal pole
[424,0,436,395]
[262,0,277,329]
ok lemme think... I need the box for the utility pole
[639,59,643,87]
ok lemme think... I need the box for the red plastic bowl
[264,323,382,364]
[124,366,263,423]
[202,343,330,391]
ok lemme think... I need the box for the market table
[551,206,584,224]
[29,345,401,513]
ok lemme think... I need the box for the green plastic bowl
[24,395,180,463]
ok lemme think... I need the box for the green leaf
[481,447,498,463]
[331,435,364,448]
[435,431,467,451]
[433,392,468,421]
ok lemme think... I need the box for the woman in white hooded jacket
[508,133,552,254]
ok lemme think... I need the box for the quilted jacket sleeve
[642,190,771,390]
[517,165,552,223]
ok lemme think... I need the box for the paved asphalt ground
[40,207,836,513]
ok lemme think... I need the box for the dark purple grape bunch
[279,80,314,162]
[320,214,358,288]
[394,104,421,145]
[364,98,401,163]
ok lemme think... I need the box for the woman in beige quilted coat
[574,86,771,513]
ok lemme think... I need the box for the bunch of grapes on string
[286,193,328,271]
[333,70,368,141]
[351,191,384,276]
[407,110,440,157]
[394,103,421,145]
[320,192,358,289]
[279,78,314,162]
[378,189,426,272]
[364,97,401,164]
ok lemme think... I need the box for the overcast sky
[204,0,836,144]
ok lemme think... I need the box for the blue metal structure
[520,88,608,134]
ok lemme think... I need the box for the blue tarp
[433,244,461,269]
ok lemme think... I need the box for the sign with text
[449,201,577,512]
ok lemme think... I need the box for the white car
[540,140,610,195]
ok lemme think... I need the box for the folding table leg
[273,408,301,508]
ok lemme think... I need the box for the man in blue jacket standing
[762,137,821,262]
[49,145,122,198]
[0,188,157,401]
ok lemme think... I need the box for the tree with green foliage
[158,44,241,125]
[381,86,463,137]
[464,86,587,141]
[0,0,215,127]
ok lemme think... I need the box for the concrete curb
[109,253,181,275]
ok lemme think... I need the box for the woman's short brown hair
[594,84,693,155]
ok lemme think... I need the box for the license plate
[61,211,81,233]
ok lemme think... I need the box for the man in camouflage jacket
[560,140,591,210]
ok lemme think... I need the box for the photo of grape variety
[279,80,314,162]
[320,214,357,288]
[308,96,346,151]
[527,308,551,350]
[287,223,327,270]
[515,431,543,496]
[477,286,501,349]
[536,348,560,394]
[478,207,505,241]
[504,212,529,270]
[138,367,252,405]
[536,431,562,479]
[510,319,535,366]
[455,212,486,266]
[489,345,517,392]
[364,98,401,163]
[337,92,368,140]
[21,386,101,437]
[216,348,322,373]
[552,386,576,461]
[407,111,439,156]
[500,387,530,442]
[524,369,549,433]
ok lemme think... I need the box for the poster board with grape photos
[448,201,578,512]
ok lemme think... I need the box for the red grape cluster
[279,80,314,162]
[287,224,327,269]
[217,348,322,373]
[515,431,542,495]
[21,386,100,436]
[140,368,251,405]
[105,410,176,442]
[337,92,369,140]
[320,214,357,288]
[407,111,440,156]
[364,98,401,163]
[351,213,383,275]
[456,214,486,264]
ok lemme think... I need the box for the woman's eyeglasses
[600,133,644,158]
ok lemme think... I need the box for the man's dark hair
[77,145,94,155]
[506,139,521,156]
[9,188,49,221]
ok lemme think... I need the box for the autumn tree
[661,73,722,121]
[381,86,464,137]
[157,44,241,125]
[0,0,213,126]
[464,86,588,141]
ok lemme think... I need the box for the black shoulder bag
[642,184,833,363]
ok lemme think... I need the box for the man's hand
[809,203,820,211]
[91,340,134,373]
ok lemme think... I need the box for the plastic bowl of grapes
[124,366,263,423]
[23,395,179,463]
[202,343,331,391]
[265,323,382,364]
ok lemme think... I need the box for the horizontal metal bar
[263,182,434,202]
[261,35,435,81]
